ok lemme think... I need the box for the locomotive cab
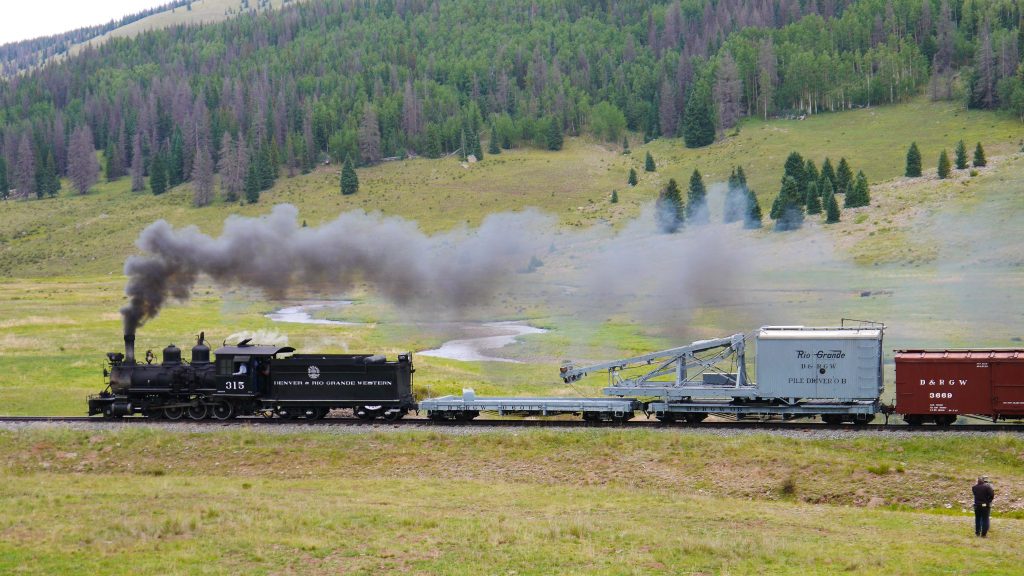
[212,344,295,397]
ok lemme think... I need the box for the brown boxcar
[895,349,1024,425]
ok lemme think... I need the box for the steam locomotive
[89,325,1024,425]
[89,333,415,420]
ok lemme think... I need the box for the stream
[265,304,545,362]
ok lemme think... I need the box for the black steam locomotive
[89,333,416,420]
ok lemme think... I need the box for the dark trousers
[974,504,991,536]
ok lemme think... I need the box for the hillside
[64,0,300,58]
[1,0,1022,214]
[0,99,1020,277]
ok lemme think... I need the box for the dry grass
[2,427,1024,575]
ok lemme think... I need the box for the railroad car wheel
[427,411,448,421]
[656,414,677,423]
[383,408,408,421]
[302,407,327,420]
[612,412,633,423]
[355,405,383,420]
[935,415,957,426]
[903,415,924,426]
[852,414,875,425]
[187,404,208,420]
[211,402,234,420]
[821,414,842,425]
[684,413,708,423]
[163,406,185,420]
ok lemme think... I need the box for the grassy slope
[64,0,302,57]
[2,427,1023,575]
[1,99,1020,278]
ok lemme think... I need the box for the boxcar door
[991,356,1024,417]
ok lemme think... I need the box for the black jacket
[973,482,994,506]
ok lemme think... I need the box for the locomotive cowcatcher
[89,333,415,420]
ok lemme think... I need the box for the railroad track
[1,415,1022,432]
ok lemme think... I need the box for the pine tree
[846,171,871,208]
[954,140,968,169]
[905,143,922,177]
[724,167,746,224]
[772,175,804,231]
[804,159,819,189]
[783,151,806,196]
[258,146,276,190]
[104,141,117,182]
[805,182,822,215]
[15,134,36,199]
[627,167,638,186]
[836,157,853,193]
[622,136,630,154]
[744,187,762,229]
[682,80,716,148]
[169,130,185,186]
[130,133,145,192]
[150,152,167,196]
[610,189,619,203]
[459,129,468,161]
[973,142,986,167]
[937,150,951,179]
[41,152,60,197]
[488,124,500,155]
[655,178,685,233]
[68,124,99,195]
[340,154,359,195]
[244,156,261,203]
[0,157,7,199]
[472,128,483,160]
[545,118,563,151]
[644,151,655,172]
[686,169,709,224]
[192,145,214,207]
[821,158,836,190]
[822,179,840,224]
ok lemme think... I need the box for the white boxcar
[754,326,884,401]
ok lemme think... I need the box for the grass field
[1,99,1023,573]
[2,426,1023,575]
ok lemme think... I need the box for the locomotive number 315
[225,381,246,390]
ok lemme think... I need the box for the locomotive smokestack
[124,333,136,364]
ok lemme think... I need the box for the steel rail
[1,415,1022,432]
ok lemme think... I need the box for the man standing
[972,476,995,537]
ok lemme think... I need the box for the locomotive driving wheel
[211,401,234,420]
[187,404,208,420]
[163,406,185,420]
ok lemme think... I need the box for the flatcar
[89,333,415,420]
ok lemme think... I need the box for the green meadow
[1,100,1024,573]
[2,427,1023,575]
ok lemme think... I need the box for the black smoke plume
[121,204,551,334]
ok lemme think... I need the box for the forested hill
[0,1,197,79]
[0,0,1020,203]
